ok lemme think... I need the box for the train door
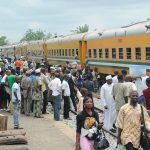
[43,43,47,61]
[80,41,87,66]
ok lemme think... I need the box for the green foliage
[21,29,53,41]
[71,24,89,34]
[0,36,8,46]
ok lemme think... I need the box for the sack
[94,129,109,150]
[140,105,150,148]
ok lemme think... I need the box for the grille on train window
[135,48,141,60]
[105,48,109,58]
[99,49,103,58]
[126,48,131,59]
[62,49,64,56]
[112,48,116,59]
[72,49,74,56]
[69,49,71,56]
[76,49,79,56]
[54,49,56,56]
[146,47,150,60]
[57,49,59,56]
[88,49,92,58]
[119,48,123,59]
[93,49,97,58]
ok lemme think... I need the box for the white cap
[106,75,112,80]
[35,69,41,73]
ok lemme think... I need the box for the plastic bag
[114,145,125,150]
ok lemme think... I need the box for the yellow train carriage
[84,20,150,75]
[2,45,15,60]
[45,33,86,66]
[15,43,24,59]
[26,40,45,63]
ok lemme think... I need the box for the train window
[69,49,71,56]
[119,48,123,59]
[146,47,150,60]
[112,48,116,59]
[126,48,131,59]
[54,49,56,56]
[52,49,53,56]
[105,48,109,58]
[76,49,79,56]
[88,49,92,58]
[62,49,64,56]
[48,50,51,56]
[72,49,74,56]
[65,49,67,56]
[99,49,103,58]
[93,49,97,58]
[135,48,141,60]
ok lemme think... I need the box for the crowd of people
[0,57,150,150]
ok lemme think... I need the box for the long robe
[100,83,116,130]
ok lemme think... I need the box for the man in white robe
[100,75,116,132]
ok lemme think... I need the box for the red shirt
[143,88,150,110]
[15,60,21,68]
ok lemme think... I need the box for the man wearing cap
[100,75,116,132]
[33,69,43,118]
[21,71,32,116]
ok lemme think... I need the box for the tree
[0,36,8,46]
[21,29,45,41]
[71,24,89,34]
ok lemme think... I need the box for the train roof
[84,20,150,40]
[46,33,85,44]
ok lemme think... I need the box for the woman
[75,97,102,150]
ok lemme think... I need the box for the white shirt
[49,77,61,96]
[23,61,28,67]
[1,74,7,83]
[62,80,70,96]
[112,75,118,83]
[12,82,21,102]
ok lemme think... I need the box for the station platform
[0,112,75,150]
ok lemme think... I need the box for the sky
[0,0,150,43]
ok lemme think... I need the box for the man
[14,59,21,75]
[21,71,32,116]
[40,68,48,114]
[62,74,71,119]
[12,76,22,129]
[83,74,94,100]
[112,74,127,114]
[33,69,43,118]
[68,72,77,112]
[143,77,150,116]
[49,73,61,121]
[112,71,119,83]
[100,75,116,132]
[116,91,150,150]
[7,69,16,113]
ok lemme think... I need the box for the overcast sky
[0,0,150,43]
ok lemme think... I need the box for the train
[1,20,150,75]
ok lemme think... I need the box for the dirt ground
[0,112,75,150]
